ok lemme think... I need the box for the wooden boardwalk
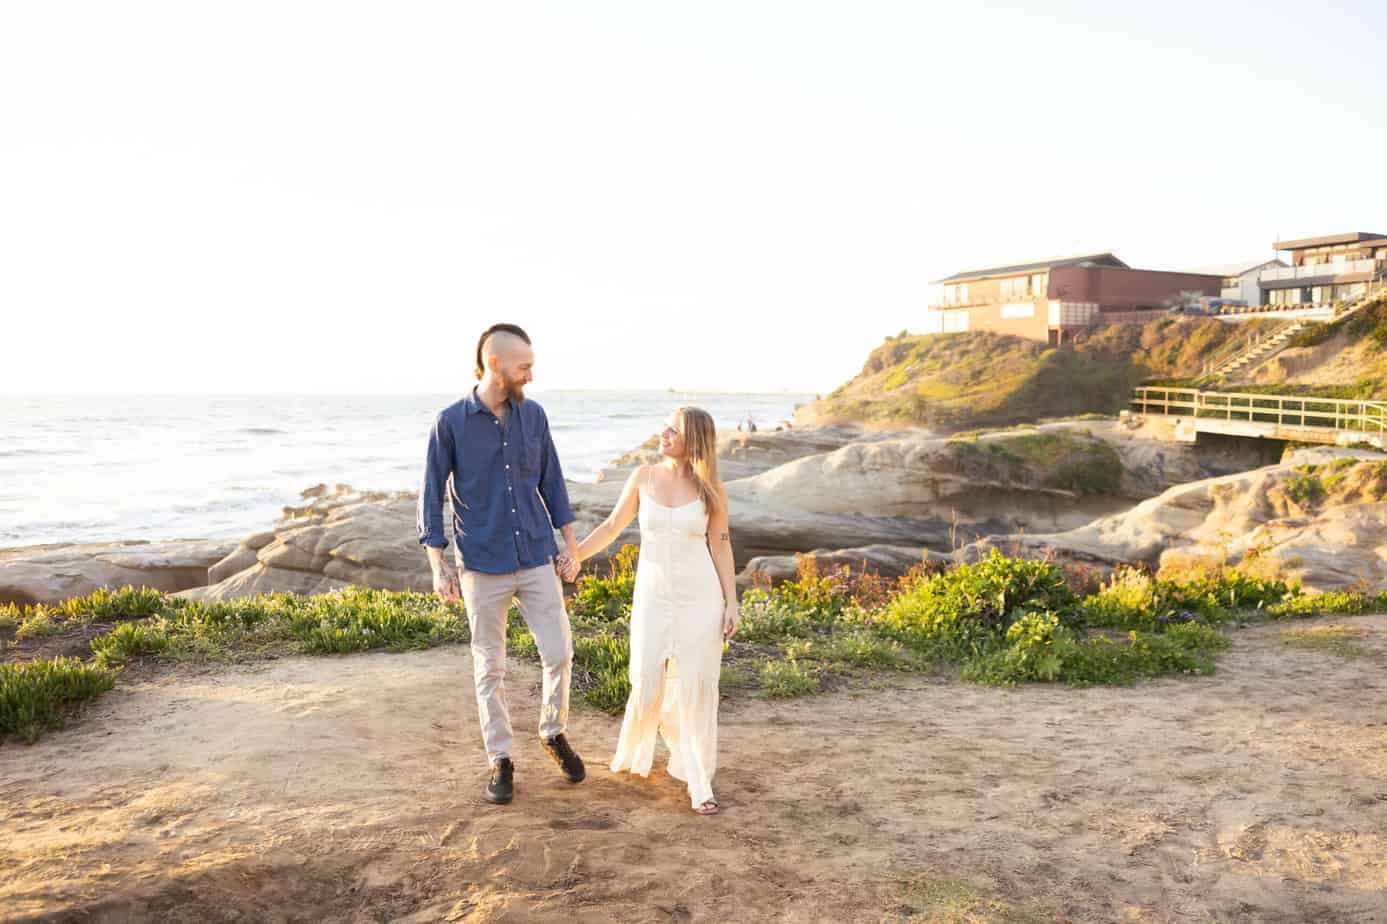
[1130,386,1387,446]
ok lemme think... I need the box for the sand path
[4,617,1387,923]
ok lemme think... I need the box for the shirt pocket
[520,430,543,475]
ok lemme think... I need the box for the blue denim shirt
[416,388,575,574]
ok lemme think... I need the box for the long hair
[475,323,531,380]
[674,406,725,519]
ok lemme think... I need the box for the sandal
[694,800,719,815]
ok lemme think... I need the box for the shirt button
[512,508,516,513]
[503,441,507,447]
[514,530,520,535]
[505,464,509,469]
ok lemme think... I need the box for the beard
[499,373,527,403]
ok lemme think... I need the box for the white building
[1188,258,1287,306]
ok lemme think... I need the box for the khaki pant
[459,562,573,765]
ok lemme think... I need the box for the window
[1000,276,1030,300]
[1029,273,1047,296]
[1001,302,1034,319]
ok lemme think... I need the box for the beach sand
[3,617,1386,923]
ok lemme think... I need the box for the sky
[2,1,1385,395]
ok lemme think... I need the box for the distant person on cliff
[417,322,585,806]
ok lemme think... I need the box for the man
[417,322,585,805]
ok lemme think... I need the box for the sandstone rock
[585,421,1247,567]
[596,424,880,483]
[182,486,435,602]
[738,544,951,588]
[960,447,1387,592]
[0,539,238,606]
[166,420,1318,603]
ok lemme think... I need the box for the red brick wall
[1048,266,1220,309]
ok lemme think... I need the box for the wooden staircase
[1208,321,1307,379]
[1208,276,1387,382]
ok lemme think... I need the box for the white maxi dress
[608,482,725,809]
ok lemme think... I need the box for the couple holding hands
[417,323,738,815]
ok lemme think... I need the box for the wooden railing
[1131,386,1387,439]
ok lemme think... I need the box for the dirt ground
[3,616,1387,924]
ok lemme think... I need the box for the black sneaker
[485,757,514,804]
[541,734,586,783]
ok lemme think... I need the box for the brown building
[928,252,1222,345]
[1259,232,1387,306]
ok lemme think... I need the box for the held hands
[556,553,581,583]
[432,564,460,603]
[722,602,740,640]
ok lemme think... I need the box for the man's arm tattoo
[719,532,730,542]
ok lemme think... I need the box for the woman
[573,406,739,814]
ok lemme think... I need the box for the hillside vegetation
[1241,295,1387,398]
[802,317,1261,431]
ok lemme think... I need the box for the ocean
[0,391,810,548]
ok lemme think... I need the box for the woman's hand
[555,554,580,583]
[721,602,740,640]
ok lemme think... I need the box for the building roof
[1187,258,1286,277]
[933,251,1128,285]
[1273,232,1387,251]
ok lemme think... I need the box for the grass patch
[11,549,1387,744]
[809,317,1260,430]
[1280,625,1376,659]
[91,621,169,666]
[1,658,116,744]
[898,875,1046,924]
[1284,468,1327,505]
[758,659,819,698]
[16,614,64,640]
[947,431,1122,495]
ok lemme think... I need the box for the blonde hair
[674,406,726,519]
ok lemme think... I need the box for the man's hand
[433,564,461,603]
[556,554,581,583]
[722,602,740,640]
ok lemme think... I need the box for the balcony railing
[1260,259,1379,281]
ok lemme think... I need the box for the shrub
[1284,469,1327,505]
[1084,566,1294,628]
[1269,591,1387,618]
[15,614,64,640]
[1,657,116,744]
[964,621,1228,686]
[54,586,168,622]
[90,622,170,666]
[287,588,466,654]
[872,549,1077,658]
[573,632,632,712]
[961,610,1069,682]
[569,545,638,621]
[1081,566,1159,628]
